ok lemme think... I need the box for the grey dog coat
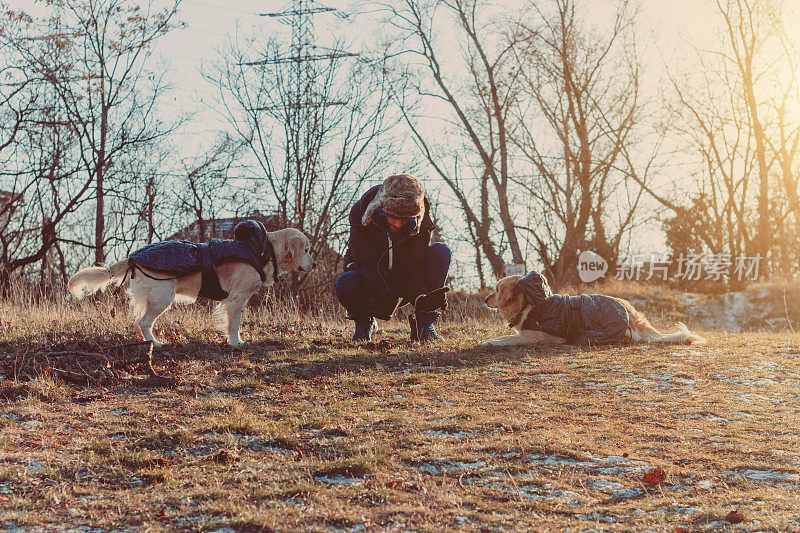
[128,220,275,301]
[516,271,629,345]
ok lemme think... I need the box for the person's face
[385,215,408,233]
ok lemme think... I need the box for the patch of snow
[423,428,480,438]
[314,475,364,486]
[586,479,623,491]
[613,487,645,499]
[411,460,485,475]
[664,505,702,515]
[725,468,800,486]
[531,373,569,380]
[518,485,582,504]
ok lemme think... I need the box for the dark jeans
[335,242,451,319]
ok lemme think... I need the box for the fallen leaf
[642,466,666,485]
[725,510,744,524]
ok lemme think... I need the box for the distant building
[0,191,19,257]
[0,190,17,220]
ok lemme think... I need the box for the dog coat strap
[112,263,133,296]
[197,243,229,300]
[265,238,280,284]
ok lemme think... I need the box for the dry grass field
[1,292,799,531]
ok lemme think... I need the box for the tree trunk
[95,99,109,265]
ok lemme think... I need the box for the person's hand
[414,287,451,314]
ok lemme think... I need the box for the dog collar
[506,284,527,328]
[507,305,528,329]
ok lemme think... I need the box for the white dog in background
[68,228,315,347]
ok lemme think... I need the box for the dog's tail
[617,297,706,345]
[631,322,706,345]
[68,260,130,299]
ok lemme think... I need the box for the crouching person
[335,174,451,343]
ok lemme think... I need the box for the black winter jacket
[517,271,630,345]
[343,185,435,319]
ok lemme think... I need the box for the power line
[181,27,229,37]
[168,25,230,39]
[181,0,258,14]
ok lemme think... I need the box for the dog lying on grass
[482,271,706,347]
[68,221,314,347]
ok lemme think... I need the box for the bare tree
[381,0,653,286]
[0,104,95,288]
[651,0,799,278]
[768,17,800,257]
[110,142,174,248]
[17,0,183,265]
[510,0,652,285]
[380,0,525,280]
[0,6,94,288]
[173,134,249,241]
[207,32,399,293]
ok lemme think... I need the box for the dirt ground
[1,300,799,531]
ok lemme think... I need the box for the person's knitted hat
[362,174,426,230]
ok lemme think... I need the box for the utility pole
[247,0,357,193]
[247,0,357,292]
[252,0,357,106]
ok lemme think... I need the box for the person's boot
[411,311,444,343]
[352,317,376,344]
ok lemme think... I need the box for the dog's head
[271,228,316,275]
[484,275,524,321]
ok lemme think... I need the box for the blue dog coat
[515,271,629,345]
[128,220,276,301]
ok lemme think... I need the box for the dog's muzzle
[297,261,316,273]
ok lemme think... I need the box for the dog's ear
[286,235,305,266]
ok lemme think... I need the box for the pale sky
[154,0,717,152]
[8,0,720,148]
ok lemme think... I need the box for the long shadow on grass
[249,340,585,381]
[0,333,251,383]
[0,330,635,386]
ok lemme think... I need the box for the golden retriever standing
[68,228,314,347]
[481,274,706,347]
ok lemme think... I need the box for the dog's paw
[228,339,245,348]
[478,339,496,347]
